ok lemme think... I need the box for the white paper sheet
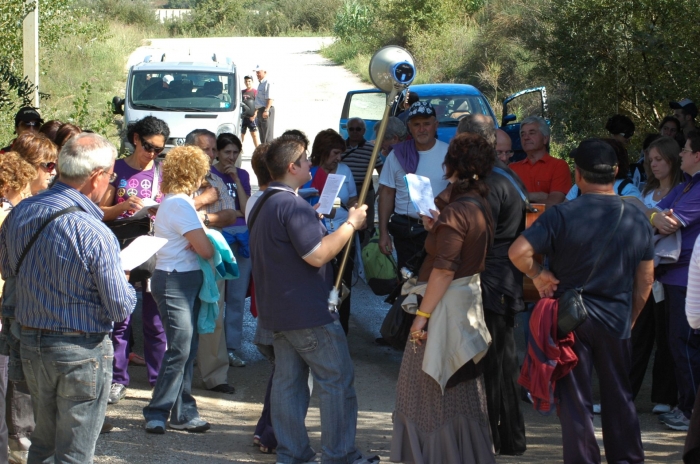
[128,198,160,220]
[120,236,168,271]
[405,173,437,218]
[316,174,346,215]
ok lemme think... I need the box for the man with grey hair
[457,113,528,455]
[0,133,136,462]
[344,117,382,238]
[374,116,408,158]
[510,116,570,206]
[185,129,242,388]
[254,65,274,143]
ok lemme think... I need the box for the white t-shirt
[245,190,264,223]
[154,193,204,272]
[325,163,357,232]
[379,139,449,218]
[565,179,642,200]
[642,190,660,208]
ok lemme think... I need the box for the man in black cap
[671,98,698,138]
[377,101,449,270]
[509,138,654,464]
[1,107,43,154]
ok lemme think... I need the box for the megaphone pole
[328,84,404,312]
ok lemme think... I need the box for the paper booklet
[120,236,168,271]
[404,173,437,218]
[317,174,346,215]
[127,198,160,220]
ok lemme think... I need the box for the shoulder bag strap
[580,199,625,292]
[247,189,284,231]
[617,178,631,196]
[15,206,82,274]
[455,196,494,246]
[151,162,160,200]
[492,167,535,212]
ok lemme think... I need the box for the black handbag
[557,200,625,338]
[379,294,416,350]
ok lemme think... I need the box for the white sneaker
[652,403,672,414]
[592,403,601,414]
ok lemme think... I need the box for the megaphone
[369,45,416,93]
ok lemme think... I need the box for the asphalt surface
[95,37,689,463]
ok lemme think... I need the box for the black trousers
[482,310,526,455]
[255,107,275,144]
[557,318,643,464]
[665,284,700,417]
[629,293,678,404]
[389,216,427,272]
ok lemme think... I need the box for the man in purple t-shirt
[649,129,700,431]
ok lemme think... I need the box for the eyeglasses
[681,147,695,154]
[347,127,363,132]
[19,121,40,128]
[496,150,514,156]
[102,170,118,182]
[39,162,56,171]
[139,136,165,154]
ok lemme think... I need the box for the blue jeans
[20,330,112,463]
[272,320,361,464]
[224,238,252,351]
[143,270,203,425]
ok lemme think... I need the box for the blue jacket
[197,229,239,334]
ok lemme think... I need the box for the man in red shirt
[510,116,571,206]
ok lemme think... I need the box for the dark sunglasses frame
[40,162,57,171]
[139,136,165,154]
[347,127,363,132]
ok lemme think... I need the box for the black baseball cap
[670,98,698,118]
[15,107,43,127]
[571,138,618,173]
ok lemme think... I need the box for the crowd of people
[0,92,697,464]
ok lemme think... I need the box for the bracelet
[649,211,657,226]
[344,221,358,231]
[416,309,431,319]
[526,265,544,280]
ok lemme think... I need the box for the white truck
[112,52,244,154]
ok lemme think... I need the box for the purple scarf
[393,139,419,174]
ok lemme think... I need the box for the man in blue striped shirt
[0,133,136,462]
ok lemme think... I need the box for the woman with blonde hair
[143,145,214,434]
[0,153,36,214]
[630,135,683,414]
[11,132,57,195]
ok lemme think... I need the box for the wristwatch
[203,213,210,227]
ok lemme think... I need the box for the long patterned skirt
[390,340,495,464]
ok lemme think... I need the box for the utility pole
[23,0,39,108]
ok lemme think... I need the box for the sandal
[259,444,276,454]
[252,436,261,446]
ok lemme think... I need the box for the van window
[422,95,493,124]
[348,92,386,121]
[130,71,236,112]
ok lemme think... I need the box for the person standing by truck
[241,76,260,148]
[254,65,274,144]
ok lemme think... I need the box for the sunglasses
[348,127,363,132]
[140,136,165,154]
[39,162,56,171]
[19,121,40,128]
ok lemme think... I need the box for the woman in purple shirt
[213,133,252,366]
[99,116,169,405]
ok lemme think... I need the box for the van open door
[501,86,549,162]
[339,89,386,140]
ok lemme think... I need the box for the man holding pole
[248,135,376,464]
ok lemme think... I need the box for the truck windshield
[129,71,236,112]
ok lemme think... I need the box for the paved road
[97,37,688,463]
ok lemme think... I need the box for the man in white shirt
[378,101,448,270]
[254,65,274,143]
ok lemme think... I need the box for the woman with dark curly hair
[391,132,495,463]
[606,114,635,147]
[98,115,170,405]
[306,129,358,334]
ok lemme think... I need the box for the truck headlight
[217,124,238,136]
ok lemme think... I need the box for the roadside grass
[38,22,147,144]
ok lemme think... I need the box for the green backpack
[361,231,399,296]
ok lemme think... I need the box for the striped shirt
[686,236,700,329]
[193,170,237,227]
[343,139,382,186]
[0,182,136,333]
